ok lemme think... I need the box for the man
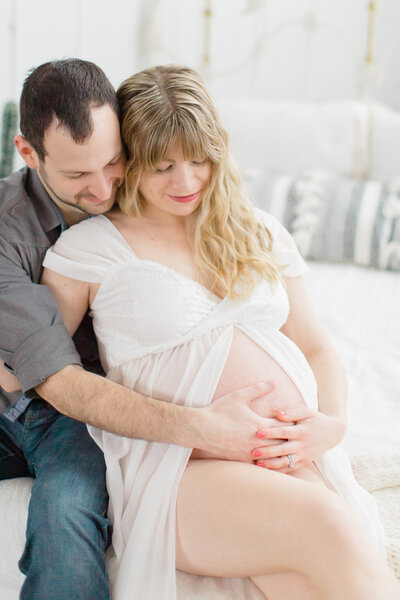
[0,59,272,599]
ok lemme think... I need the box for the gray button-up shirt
[0,167,102,417]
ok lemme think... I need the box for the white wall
[1,0,400,118]
[1,0,143,104]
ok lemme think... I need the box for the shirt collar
[25,168,64,233]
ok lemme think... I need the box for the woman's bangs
[142,124,177,170]
[180,116,225,164]
[140,113,222,169]
[177,124,211,162]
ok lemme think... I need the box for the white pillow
[245,170,400,270]
[216,99,368,176]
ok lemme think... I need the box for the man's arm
[0,235,84,393]
[37,365,273,460]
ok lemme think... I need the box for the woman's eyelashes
[154,159,207,174]
[155,165,172,173]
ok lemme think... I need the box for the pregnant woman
[42,65,399,599]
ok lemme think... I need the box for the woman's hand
[252,407,346,473]
[190,414,290,461]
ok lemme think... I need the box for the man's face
[36,105,125,222]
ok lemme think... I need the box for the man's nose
[88,172,114,200]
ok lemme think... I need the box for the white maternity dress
[43,209,386,599]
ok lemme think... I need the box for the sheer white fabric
[43,210,386,599]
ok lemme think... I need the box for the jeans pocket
[24,399,58,425]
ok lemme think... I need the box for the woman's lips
[167,192,199,203]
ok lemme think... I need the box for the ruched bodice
[43,209,386,600]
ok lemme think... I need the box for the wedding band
[287,454,295,469]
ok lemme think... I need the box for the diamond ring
[287,454,295,469]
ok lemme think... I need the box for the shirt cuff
[12,324,82,392]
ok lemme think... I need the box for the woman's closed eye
[154,158,208,173]
[155,164,173,173]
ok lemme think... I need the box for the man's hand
[250,406,346,473]
[0,359,21,393]
[194,382,286,463]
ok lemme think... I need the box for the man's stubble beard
[37,163,116,217]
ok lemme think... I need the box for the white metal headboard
[141,1,384,105]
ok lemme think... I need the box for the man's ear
[14,135,40,169]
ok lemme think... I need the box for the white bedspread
[303,261,400,455]
[1,261,399,599]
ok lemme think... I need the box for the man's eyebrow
[59,168,88,174]
[59,152,122,174]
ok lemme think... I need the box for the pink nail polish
[257,431,267,439]
[257,462,265,468]
[253,450,262,458]
[278,410,287,416]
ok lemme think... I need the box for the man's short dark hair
[20,58,119,161]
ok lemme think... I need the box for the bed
[0,97,399,598]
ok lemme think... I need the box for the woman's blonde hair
[117,65,281,298]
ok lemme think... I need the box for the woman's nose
[171,164,196,192]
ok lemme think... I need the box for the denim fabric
[0,400,112,599]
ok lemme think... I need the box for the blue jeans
[0,399,112,600]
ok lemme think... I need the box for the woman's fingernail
[257,462,265,468]
[278,410,287,416]
[253,450,262,458]
[257,431,267,439]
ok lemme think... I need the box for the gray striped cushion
[245,171,400,270]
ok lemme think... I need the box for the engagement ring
[287,454,295,469]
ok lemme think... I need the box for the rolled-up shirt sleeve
[0,234,81,393]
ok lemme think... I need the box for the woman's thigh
[175,458,339,578]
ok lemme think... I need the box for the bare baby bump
[213,328,306,417]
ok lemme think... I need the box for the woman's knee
[302,487,362,559]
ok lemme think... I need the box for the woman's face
[138,144,212,220]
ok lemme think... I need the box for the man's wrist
[165,402,210,450]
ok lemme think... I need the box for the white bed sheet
[303,261,400,455]
[0,261,399,599]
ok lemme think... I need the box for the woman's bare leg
[250,465,332,599]
[176,459,400,600]
[252,572,318,600]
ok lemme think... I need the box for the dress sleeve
[43,218,112,283]
[253,207,309,277]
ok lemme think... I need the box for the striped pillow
[245,171,400,270]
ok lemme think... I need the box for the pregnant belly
[212,328,306,418]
